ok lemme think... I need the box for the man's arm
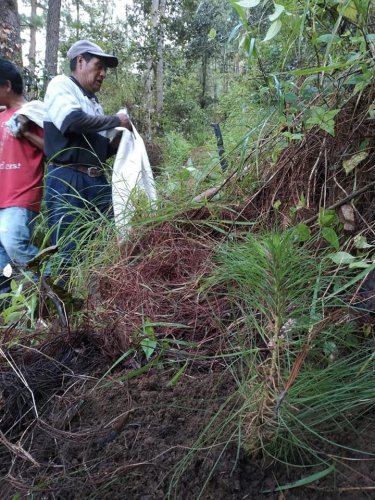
[63,111,131,135]
[17,115,44,151]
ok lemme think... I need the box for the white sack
[5,100,45,136]
[112,124,157,241]
[17,100,46,128]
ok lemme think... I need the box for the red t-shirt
[0,108,44,213]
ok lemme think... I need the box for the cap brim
[90,51,118,68]
[102,55,118,68]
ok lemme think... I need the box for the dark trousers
[45,165,112,269]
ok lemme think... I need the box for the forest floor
[0,333,374,500]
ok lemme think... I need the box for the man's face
[75,55,107,93]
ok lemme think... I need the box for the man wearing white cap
[44,40,131,277]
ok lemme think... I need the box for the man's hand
[117,113,132,131]
[17,114,44,150]
[17,114,30,136]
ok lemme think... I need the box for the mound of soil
[88,216,233,360]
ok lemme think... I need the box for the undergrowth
[216,230,375,461]
[168,228,375,497]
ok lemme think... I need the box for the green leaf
[143,321,191,329]
[262,464,335,492]
[353,235,373,249]
[179,168,191,181]
[349,260,370,269]
[323,341,337,355]
[282,131,304,141]
[293,223,311,242]
[328,251,356,265]
[208,28,216,40]
[296,192,306,209]
[359,138,370,151]
[318,208,338,227]
[167,361,188,387]
[284,92,298,103]
[306,107,340,136]
[239,33,249,50]
[228,23,242,44]
[140,337,157,360]
[342,151,368,174]
[339,1,358,22]
[248,37,257,59]
[269,4,285,21]
[2,309,25,323]
[10,279,20,293]
[326,260,375,300]
[230,0,251,29]
[235,0,261,7]
[104,356,162,386]
[317,34,341,44]
[326,261,375,300]
[322,227,339,250]
[144,324,155,337]
[288,62,349,76]
[263,20,282,42]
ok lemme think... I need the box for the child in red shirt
[0,58,44,295]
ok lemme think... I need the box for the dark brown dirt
[0,342,374,500]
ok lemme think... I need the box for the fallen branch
[0,432,39,467]
[192,186,220,203]
[303,178,375,225]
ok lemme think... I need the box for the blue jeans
[0,207,39,293]
[45,165,112,269]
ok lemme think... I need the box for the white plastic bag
[112,124,157,241]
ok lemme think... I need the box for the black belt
[49,162,104,178]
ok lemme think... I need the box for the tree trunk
[0,0,22,66]
[155,0,166,120]
[45,0,62,78]
[76,1,80,40]
[144,0,159,138]
[200,52,208,108]
[28,0,38,70]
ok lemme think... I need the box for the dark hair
[70,52,95,71]
[0,58,23,95]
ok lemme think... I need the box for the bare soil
[0,339,374,500]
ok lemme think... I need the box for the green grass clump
[208,229,375,463]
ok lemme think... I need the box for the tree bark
[144,0,159,138]
[28,0,38,69]
[0,0,22,66]
[45,0,62,78]
[155,0,166,118]
[75,0,80,39]
[200,52,208,108]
